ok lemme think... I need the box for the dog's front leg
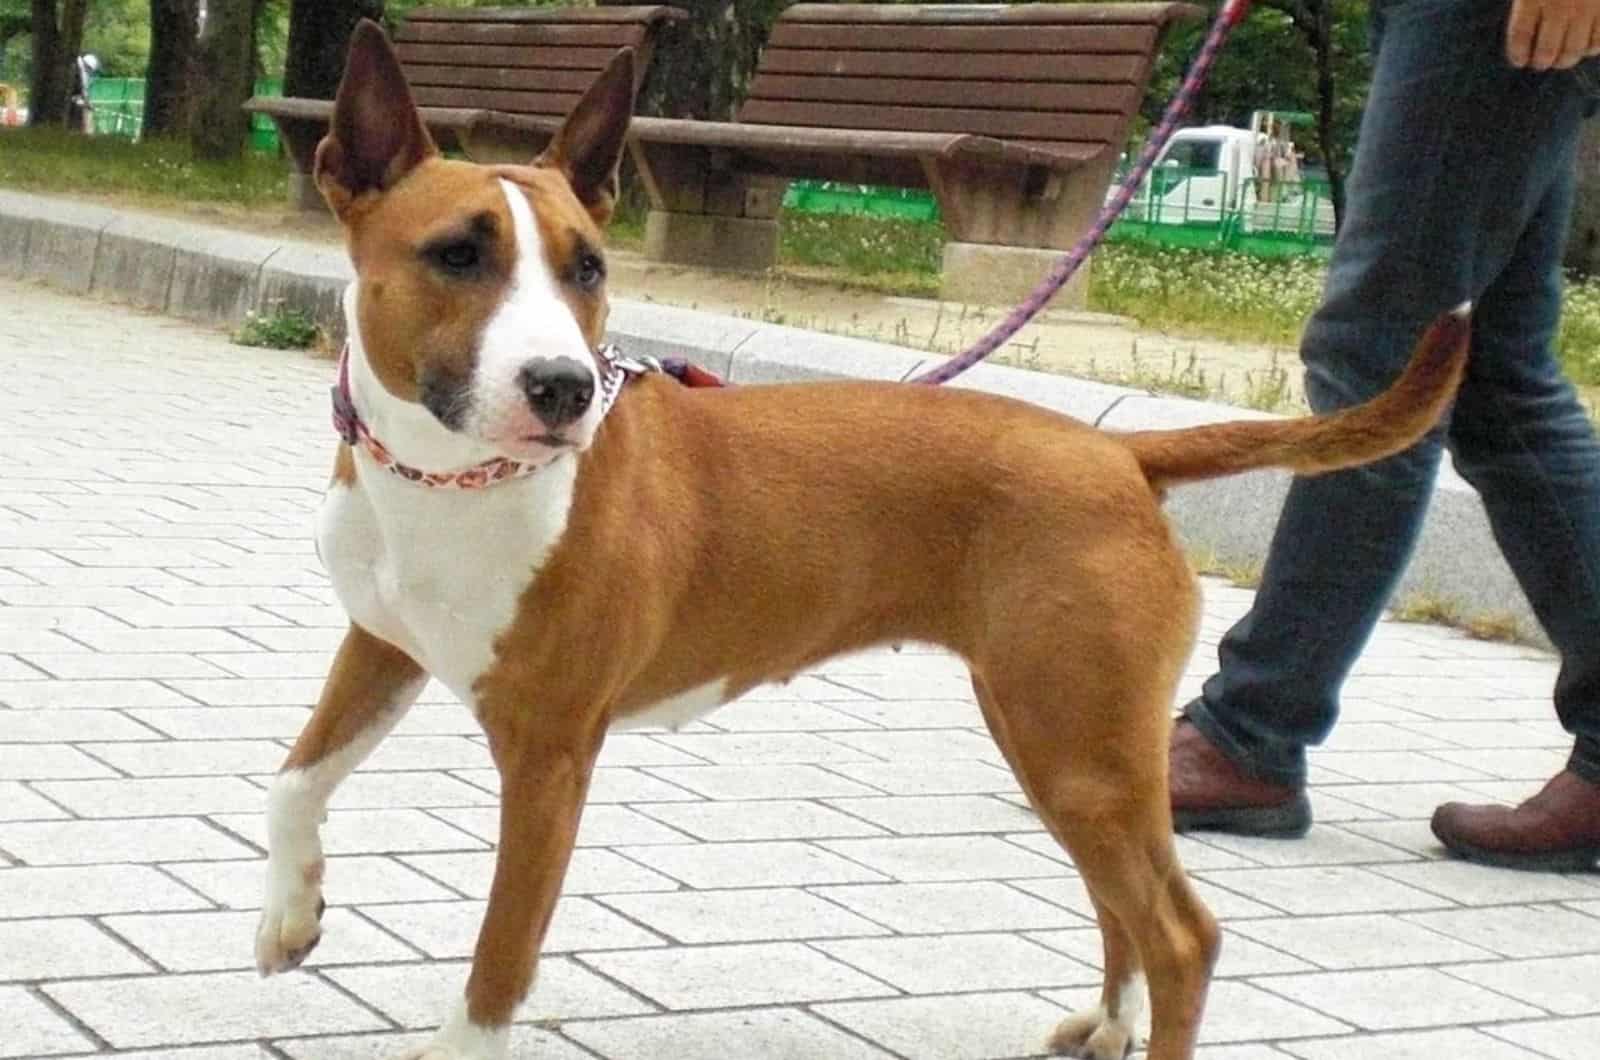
[257,625,424,975]
[400,716,604,1060]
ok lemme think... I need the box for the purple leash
[910,0,1255,385]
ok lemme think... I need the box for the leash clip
[330,383,360,445]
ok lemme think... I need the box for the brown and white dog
[256,22,1470,1060]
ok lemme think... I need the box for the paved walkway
[1,279,1596,1059]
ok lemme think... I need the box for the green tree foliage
[1147,0,1371,221]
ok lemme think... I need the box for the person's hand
[1507,0,1600,70]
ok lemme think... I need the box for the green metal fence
[779,167,1333,260]
[86,76,283,152]
[1106,164,1335,258]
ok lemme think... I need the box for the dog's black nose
[519,358,594,429]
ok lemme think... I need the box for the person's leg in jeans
[1429,141,1600,868]
[1172,0,1600,863]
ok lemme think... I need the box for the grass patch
[0,128,286,208]
[1390,589,1533,645]
[1189,549,1265,590]
[234,307,320,350]
[1090,242,1324,347]
[779,211,943,294]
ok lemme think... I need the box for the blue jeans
[1185,0,1600,787]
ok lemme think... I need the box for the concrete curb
[0,189,1540,644]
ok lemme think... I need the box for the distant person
[68,53,98,133]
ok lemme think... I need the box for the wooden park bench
[628,2,1200,304]
[245,4,685,209]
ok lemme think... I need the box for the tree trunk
[1310,1,1347,228]
[143,0,198,138]
[284,0,382,101]
[630,0,786,120]
[27,0,87,129]
[1566,118,1600,274]
[189,0,263,159]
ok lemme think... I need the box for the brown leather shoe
[1431,770,1600,872]
[1170,717,1311,837]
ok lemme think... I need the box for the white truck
[1118,110,1337,241]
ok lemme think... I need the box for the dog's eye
[431,240,481,276]
[575,253,605,291]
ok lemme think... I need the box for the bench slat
[412,85,581,117]
[403,4,685,22]
[631,116,1103,168]
[396,21,645,47]
[402,65,602,94]
[757,48,1147,84]
[394,42,628,70]
[738,100,1126,142]
[748,74,1140,114]
[766,22,1158,54]
[778,2,1199,25]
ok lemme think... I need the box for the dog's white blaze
[615,679,729,732]
[424,997,510,1060]
[469,179,604,449]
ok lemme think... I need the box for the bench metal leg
[924,156,1116,308]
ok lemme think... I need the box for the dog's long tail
[1122,304,1471,488]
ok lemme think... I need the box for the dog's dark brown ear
[314,19,437,215]
[537,48,636,226]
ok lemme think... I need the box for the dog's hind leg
[972,588,1218,1059]
[256,624,424,975]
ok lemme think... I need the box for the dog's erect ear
[314,19,437,215]
[537,48,636,225]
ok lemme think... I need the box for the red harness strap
[662,358,727,388]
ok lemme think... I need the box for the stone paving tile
[582,941,894,1009]
[599,887,890,944]
[0,985,91,1057]
[1281,1028,1548,1060]
[815,992,1070,1060]
[1260,967,1547,1029]
[326,957,654,1026]
[277,1027,593,1060]
[43,970,390,1048]
[0,780,70,821]
[1489,1015,1600,1060]
[565,1008,896,1060]
[1446,955,1600,1016]
[6,284,1600,1059]
[102,908,419,971]
[363,896,667,957]
[166,855,460,909]
[0,918,153,980]
[632,797,888,841]
[0,816,255,864]
[0,863,212,917]
[813,880,1088,934]
[1400,904,1600,958]
[1227,912,1494,969]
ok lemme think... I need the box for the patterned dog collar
[331,343,651,490]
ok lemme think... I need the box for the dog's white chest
[317,454,576,703]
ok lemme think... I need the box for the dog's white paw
[1048,1006,1137,1060]
[254,863,325,976]
[393,1048,463,1060]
